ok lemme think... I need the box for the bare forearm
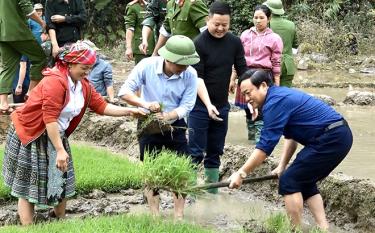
[121,93,148,109]
[153,34,168,55]
[125,29,134,50]
[279,139,297,167]
[45,122,64,151]
[106,86,115,101]
[197,78,212,107]
[29,12,45,28]
[239,149,267,175]
[18,63,27,86]
[103,104,135,116]
[141,26,153,44]
[49,29,58,47]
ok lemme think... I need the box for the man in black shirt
[188,1,247,193]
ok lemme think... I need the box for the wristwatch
[237,170,247,179]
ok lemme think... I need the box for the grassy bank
[0,145,143,203]
[0,214,213,233]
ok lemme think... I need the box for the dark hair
[238,70,273,88]
[209,1,231,16]
[254,5,272,19]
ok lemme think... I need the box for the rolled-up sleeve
[174,70,198,119]
[103,63,113,88]
[118,62,145,97]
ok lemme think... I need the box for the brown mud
[0,61,374,232]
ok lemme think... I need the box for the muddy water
[227,87,375,182]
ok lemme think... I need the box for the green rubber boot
[204,168,220,194]
[246,118,256,141]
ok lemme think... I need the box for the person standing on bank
[45,0,87,58]
[234,4,283,143]
[125,0,156,64]
[119,35,199,219]
[188,1,248,194]
[2,41,145,225]
[152,0,208,56]
[263,0,298,87]
[0,0,46,114]
[138,0,167,55]
[229,70,353,231]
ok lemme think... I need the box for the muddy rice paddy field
[0,60,374,232]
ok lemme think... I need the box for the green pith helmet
[158,35,200,65]
[263,0,285,15]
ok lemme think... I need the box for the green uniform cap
[263,0,285,15]
[158,35,200,65]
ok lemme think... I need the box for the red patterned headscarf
[54,41,97,76]
[58,41,97,65]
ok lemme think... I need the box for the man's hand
[271,164,286,178]
[125,47,134,61]
[15,85,22,95]
[229,79,236,94]
[207,104,223,121]
[127,108,146,118]
[145,101,161,113]
[138,42,148,55]
[228,171,243,189]
[51,15,66,23]
[52,44,60,58]
[56,149,69,173]
[247,103,258,121]
[154,112,171,122]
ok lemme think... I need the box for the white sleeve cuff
[174,107,187,120]
[159,26,171,38]
[199,25,207,32]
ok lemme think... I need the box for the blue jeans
[188,102,230,168]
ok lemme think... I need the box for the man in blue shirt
[118,35,199,220]
[84,40,115,103]
[229,70,353,231]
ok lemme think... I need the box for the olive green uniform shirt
[163,0,208,40]
[125,1,156,56]
[0,0,35,41]
[270,15,298,76]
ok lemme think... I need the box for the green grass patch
[0,145,143,203]
[263,212,327,233]
[0,214,213,233]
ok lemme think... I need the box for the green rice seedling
[264,212,302,233]
[141,149,199,196]
[0,214,213,233]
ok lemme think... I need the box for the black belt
[324,119,348,132]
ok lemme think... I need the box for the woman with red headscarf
[2,41,145,225]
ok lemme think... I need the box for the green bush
[0,214,213,233]
[0,145,143,203]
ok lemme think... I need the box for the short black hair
[238,70,273,88]
[209,1,231,16]
[254,4,272,18]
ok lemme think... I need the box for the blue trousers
[279,123,353,200]
[139,119,188,161]
[188,102,230,168]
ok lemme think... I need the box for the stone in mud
[311,94,336,106]
[344,90,375,105]
[297,57,310,70]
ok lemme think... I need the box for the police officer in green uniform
[264,0,298,87]
[152,0,208,56]
[125,0,156,64]
[139,0,167,55]
[0,0,46,113]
